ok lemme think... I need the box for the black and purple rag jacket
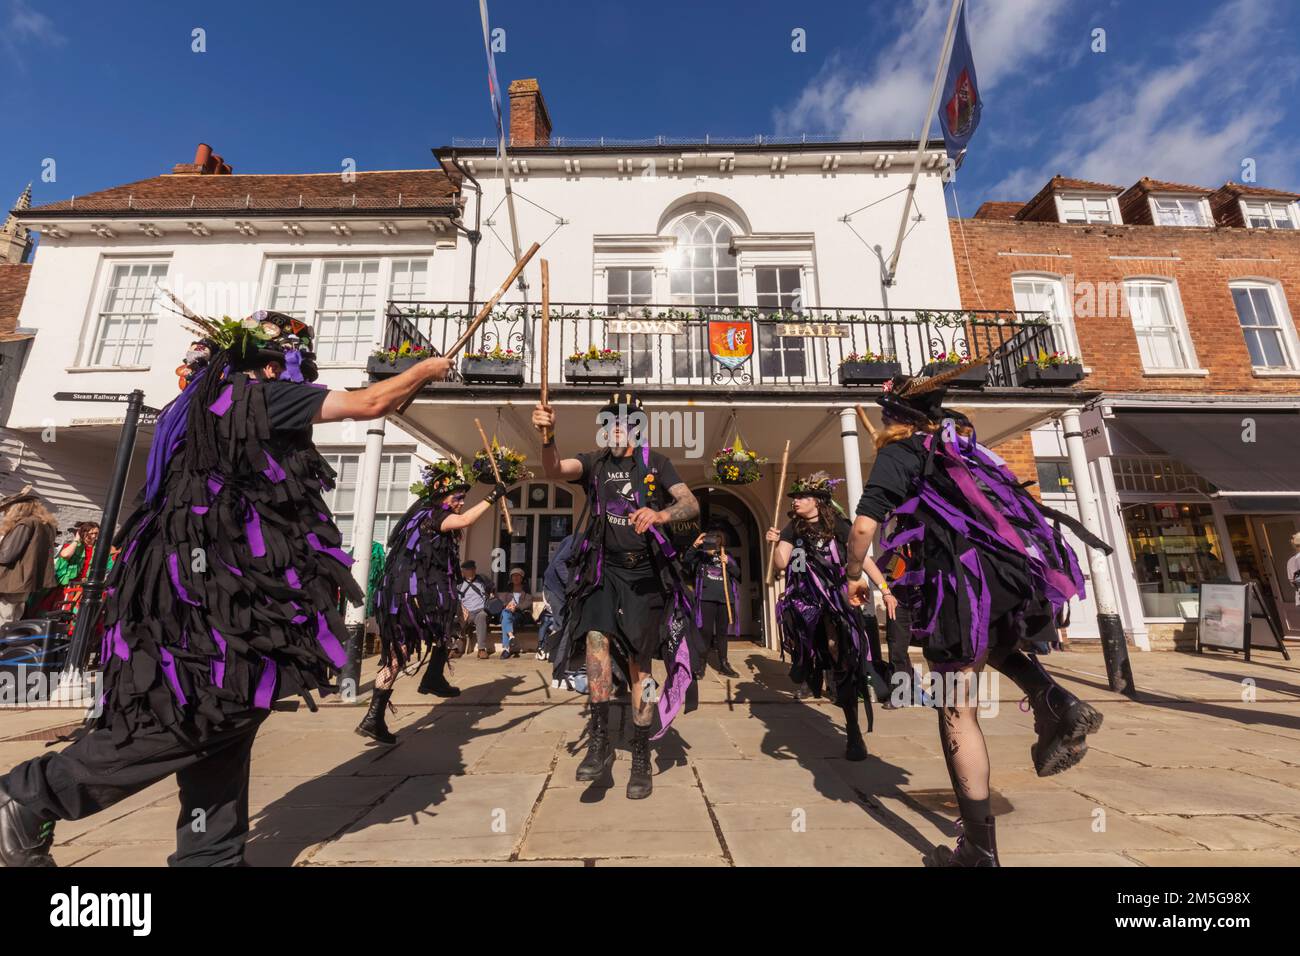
[375,499,462,669]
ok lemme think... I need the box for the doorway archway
[692,486,764,643]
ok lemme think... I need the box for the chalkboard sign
[1197,581,1291,661]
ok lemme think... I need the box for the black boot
[839,682,868,761]
[927,816,999,867]
[626,724,654,800]
[418,647,460,697]
[1019,657,1104,776]
[355,688,397,745]
[0,781,56,868]
[575,702,614,784]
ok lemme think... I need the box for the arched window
[668,213,739,307]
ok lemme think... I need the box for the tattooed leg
[935,666,991,824]
[628,657,657,728]
[374,661,397,691]
[585,631,614,704]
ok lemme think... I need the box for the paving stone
[1127,848,1300,866]
[1133,814,1300,850]
[1068,766,1300,815]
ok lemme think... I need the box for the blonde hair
[0,499,59,537]
[874,418,973,451]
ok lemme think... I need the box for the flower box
[922,361,987,388]
[366,355,425,378]
[461,355,525,385]
[564,357,625,384]
[1014,363,1084,387]
[838,360,902,386]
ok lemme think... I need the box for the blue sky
[3,0,1299,215]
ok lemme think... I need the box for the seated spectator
[456,560,496,659]
[500,568,533,660]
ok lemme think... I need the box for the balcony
[381,301,1065,392]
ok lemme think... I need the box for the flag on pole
[936,0,981,170]
[479,0,505,158]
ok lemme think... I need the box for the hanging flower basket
[565,347,625,384]
[368,341,432,378]
[922,353,987,388]
[709,445,767,485]
[470,444,534,485]
[462,346,525,385]
[1013,352,1084,387]
[837,351,901,386]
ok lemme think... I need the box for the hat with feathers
[875,358,987,426]
[162,291,318,383]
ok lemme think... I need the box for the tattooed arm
[630,482,699,534]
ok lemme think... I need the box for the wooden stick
[854,404,879,442]
[720,543,733,628]
[397,242,541,414]
[539,259,552,445]
[766,440,792,585]
[473,418,513,534]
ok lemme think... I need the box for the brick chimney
[508,79,552,146]
[172,143,233,175]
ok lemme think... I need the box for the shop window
[1111,456,1213,495]
[1036,460,1075,495]
[1123,502,1227,618]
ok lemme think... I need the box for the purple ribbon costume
[374,499,462,669]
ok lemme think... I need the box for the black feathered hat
[875,359,986,427]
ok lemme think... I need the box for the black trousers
[697,600,732,661]
[2,710,268,866]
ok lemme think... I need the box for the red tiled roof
[0,263,33,339]
[1210,181,1300,201]
[1016,174,1124,222]
[22,170,462,218]
[972,201,1024,220]
[1121,177,1213,197]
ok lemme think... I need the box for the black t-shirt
[856,436,926,521]
[261,380,329,448]
[695,550,739,603]
[573,448,683,554]
[779,515,852,562]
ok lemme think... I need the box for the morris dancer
[0,311,452,867]
[356,461,510,744]
[532,394,699,800]
[847,370,1109,867]
[767,472,885,761]
[685,531,741,678]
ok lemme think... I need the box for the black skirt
[572,561,665,667]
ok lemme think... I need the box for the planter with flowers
[709,438,768,486]
[565,346,625,384]
[922,351,987,388]
[462,345,525,385]
[368,341,433,378]
[471,441,534,485]
[1014,351,1085,387]
[837,350,902,386]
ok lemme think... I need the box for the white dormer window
[1241,199,1297,230]
[1151,196,1209,227]
[1056,194,1116,224]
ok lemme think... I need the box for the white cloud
[991,0,1298,197]
[774,0,1072,139]
[2,0,66,68]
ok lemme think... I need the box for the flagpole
[883,0,964,287]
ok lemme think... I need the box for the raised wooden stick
[473,418,513,534]
[765,440,792,585]
[854,404,880,442]
[397,241,541,413]
[720,543,733,628]
[538,259,552,445]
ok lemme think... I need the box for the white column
[340,419,387,699]
[839,407,864,515]
[1061,407,1137,695]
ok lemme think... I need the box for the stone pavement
[3,644,1300,866]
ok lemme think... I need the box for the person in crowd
[500,567,532,660]
[1288,532,1300,609]
[0,310,453,867]
[0,488,58,627]
[684,531,741,678]
[457,560,495,659]
[52,522,108,616]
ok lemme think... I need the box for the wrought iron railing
[382,301,1061,389]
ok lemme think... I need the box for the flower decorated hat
[787,470,844,500]
[412,460,474,499]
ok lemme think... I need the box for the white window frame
[1229,279,1300,371]
[1123,278,1199,373]
[1055,192,1119,225]
[1011,273,1082,359]
[1240,199,1299,230]
[319,449,415,549]
[259,254,434,367]
[1149,195,1211,227]
[82,259,170,369]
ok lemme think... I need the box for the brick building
[951,174,1300,649]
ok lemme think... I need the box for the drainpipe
[1061,407,1137,697]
